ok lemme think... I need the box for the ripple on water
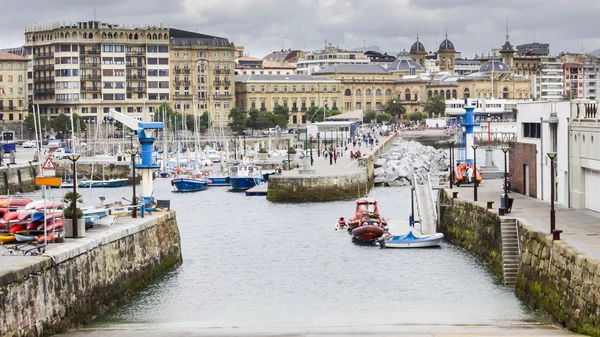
[25,179,538,328]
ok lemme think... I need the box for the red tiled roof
[0,51,28,61]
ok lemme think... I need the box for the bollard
[499,207,506,216]
[552,229,563,240]
[487,201,494,209]
[452,192,459,199]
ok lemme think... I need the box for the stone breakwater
[374,140,448,186]
[0,211,182,337]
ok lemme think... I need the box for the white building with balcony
[582,58,599,100]
[296,44,370,75]
[532,57,563,101]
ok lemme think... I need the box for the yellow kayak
[0,233,16,244]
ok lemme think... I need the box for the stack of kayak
[0,197,65,244]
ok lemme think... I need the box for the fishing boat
[229,164,266,191]
[378,231,444,248]
[82,208,110,227]
[202,169,230,186]
[346,198,387,230]
[171,169,209,192]
[78,178,128,188]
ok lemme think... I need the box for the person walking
[329,151,333,165]
[333,152,337,164]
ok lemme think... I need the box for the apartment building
[561,53,584,99]
[169,29,236,124]
[297,44,370,75]
[532,57,563,101]
[0,52,28,122]
[234,74,341,127]
[582,56,599,100]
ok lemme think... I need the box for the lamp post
[471,144,479,201]
[317,132,320,157]
[242,133,246,160]
[310,135,314,165]
[448,140,455,188]
[547,152,557,233]
[129,149,138,218]
[233,134,238,160]
[487,114,492,150]
[66,153,81,237]
[502,146,510,212]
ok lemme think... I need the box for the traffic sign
[35,177,62,187]
[42,157,57,170]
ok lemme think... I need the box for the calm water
[28,178,535,329]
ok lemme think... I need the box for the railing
[126,63,144,68]
[214,93,232,99]
[173,94,192,100]
[126,74,146,79]
[126,51,145,56]
[36,76,55,82]
[173,68,181,74]
[34,52,54,58]
[33,88,55,94]
[82,87,101,92]
[182,68,190,74]
[173,80,182,86]
[126,87,146,92]
[33,64,54,70]
[80,75,100,80]
[213,69,222,74]
[426,174,438,222]
[81,63,100,68]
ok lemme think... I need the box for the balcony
[81,63,100,68]
[182,68,191,74]
[183,81,191,87]
[301,107,307,112]
[173,68,181,74]
[214,93,232,99]
[34,88,55,94]
[126,51,145,56]
[33,64,54,70]
[80,75,101,80]
[127,87,146,92]
[126,63,145,68]
[34,52,54,58]
[174,94,192,100]
[223,79,231,85]
[291,107,299,112]
[126,73,146,79]
[36,76,55,82]
[82,87,101,92]
[173,80,182,86]
[213,69,222,74]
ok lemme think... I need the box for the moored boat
[351,225,385,242]
[346,198,387,230]
[78,178,128,188]
[229,164,266,191]
[335,217,348,231]
[378,231,444,248]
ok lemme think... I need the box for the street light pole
[548,152,557,233]
[317,132,320,157]
[472,144,479,201]
[129,149,138,218]
[67,153,81,237]
[502,146,510,213]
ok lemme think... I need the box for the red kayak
[27,221,42,230]
[43,219,65,231]
[0,197,34,208]
[18,210,35,221]
[9,224,27,233]
[35,201,64,210]
[3,211,19,222]
[352,225,385,241]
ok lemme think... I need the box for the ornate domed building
[410,35,427,67]
[388,49,423,75]
[438,33,456,73]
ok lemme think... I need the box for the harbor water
[27,178,537,329]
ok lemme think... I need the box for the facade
[364,50,396,69]
[516,43,550,56]
[296,44,370,75]
[561,53,584,99]
[235,58,296,76]
[532,57,563,101]
[455,58,481,76]
[234,74,341,127]
[0,52,29,122]
[169,29,236,124]
[582,56,599,100]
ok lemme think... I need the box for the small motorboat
[78,178,128,188]
[171,177,209,192]
[335,217,348,231]
[346,198,387,230]
[378,231,444,248]
[351,225,385,242]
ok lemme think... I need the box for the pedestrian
[333,152,337,164]
[329,152,333,165]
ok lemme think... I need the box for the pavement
[448,178,600,260]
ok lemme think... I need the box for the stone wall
[515,220,600,336]
[55,162,132,181]
[509,142,537,198]
[267,171,369,202]
[0,164,38,194]
[358,135,397,187]
[438,191,503,277]
[0,212,182,337]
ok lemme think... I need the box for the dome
[438,34,455,52]
[479,60,510,73]
[387,58,423,72]
[396,49,410,59]
[410,39,426,54]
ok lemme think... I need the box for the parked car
[51,147,72,159]
[22,141,35,148]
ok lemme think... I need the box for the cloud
[1,0,598,57]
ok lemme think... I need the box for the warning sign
[42,157,57,170]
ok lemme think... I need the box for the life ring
[175,168,183,173]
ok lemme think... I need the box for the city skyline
[2,0,600,58]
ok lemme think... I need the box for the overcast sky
[2,0,599,58]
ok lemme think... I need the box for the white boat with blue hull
[229,164,266,191]
[171,177,209,192]
[378,231,444,248]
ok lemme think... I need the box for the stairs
[500,218,520,286]
[414,181,437,235]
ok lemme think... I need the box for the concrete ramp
[413,175,438,235]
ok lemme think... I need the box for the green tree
[50,113,87,139]
[376,112,393,124]
[245,108,260,133]
[363,110,378,123]
[305,106,342,123]
[424,95,446,118]
[200,111,210,131]
[407,111,427,122]
[23,112,49,140]
[273,105,290,128]
[383,99,406,119]
[257,111,277,129]
[228,107,246,134]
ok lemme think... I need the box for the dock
[245,183,268,196]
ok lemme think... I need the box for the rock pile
[374,141,448,187]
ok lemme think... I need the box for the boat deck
[245,183,268,196]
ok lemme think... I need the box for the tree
[245,108,260,133]
[49,113,87,139]
[305,106,342,123]
[376,112,393,124]
[407,111,427,122]
[228,107,246,134]
[383,99,406,119]
[23,112,49,140]
[363,110,378,123]
[273,105,290,128]
[424,95,446,118]
[199,111,210,131]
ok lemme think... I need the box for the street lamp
[501,146,510,213]
[317,132,321,157]
[487,114,492,149]
[242,133,246,160]
[547,152,557,234]
[66,153,81,237]
[448,140,455,188]
[471,144,479,201]
[310,135,314,165]
[233,134,238,160]
[129,149,138,218]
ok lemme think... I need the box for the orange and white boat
[454,162,483,186]
[346,198,387,231]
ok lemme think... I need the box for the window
[224,52,229,59]
[158,46,168,53]
[147,69,158,76]
[522,123,541,138]
[274,86,278,92]
[147,58,158,65]
[159,69,169,76]
[174,52,179,59]
[214,52,219,59]
[292,86,296,92]
[224,101,230,109]
[159,81,169,89]
[183,52,188,59]
[147,46,158,53]
[158,58,168,65]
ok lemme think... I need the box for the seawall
[0,211,182,336]
[266,135,396,202]
[439,190,600,336]
[0,164,38,194]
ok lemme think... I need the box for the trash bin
[500,195,514,212]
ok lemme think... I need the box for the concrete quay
[442,179,600,336]
[266,134,396,202]
[0,210,182,337]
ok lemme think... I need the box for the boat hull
[351,225,384,241]
[207,176,230,186]
[78,179,128,188]
[171,178,208,192]
[229,177,265,191]
[381,232,444,248]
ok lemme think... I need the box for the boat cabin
[355,198,379,216]
[229,165,262,178]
